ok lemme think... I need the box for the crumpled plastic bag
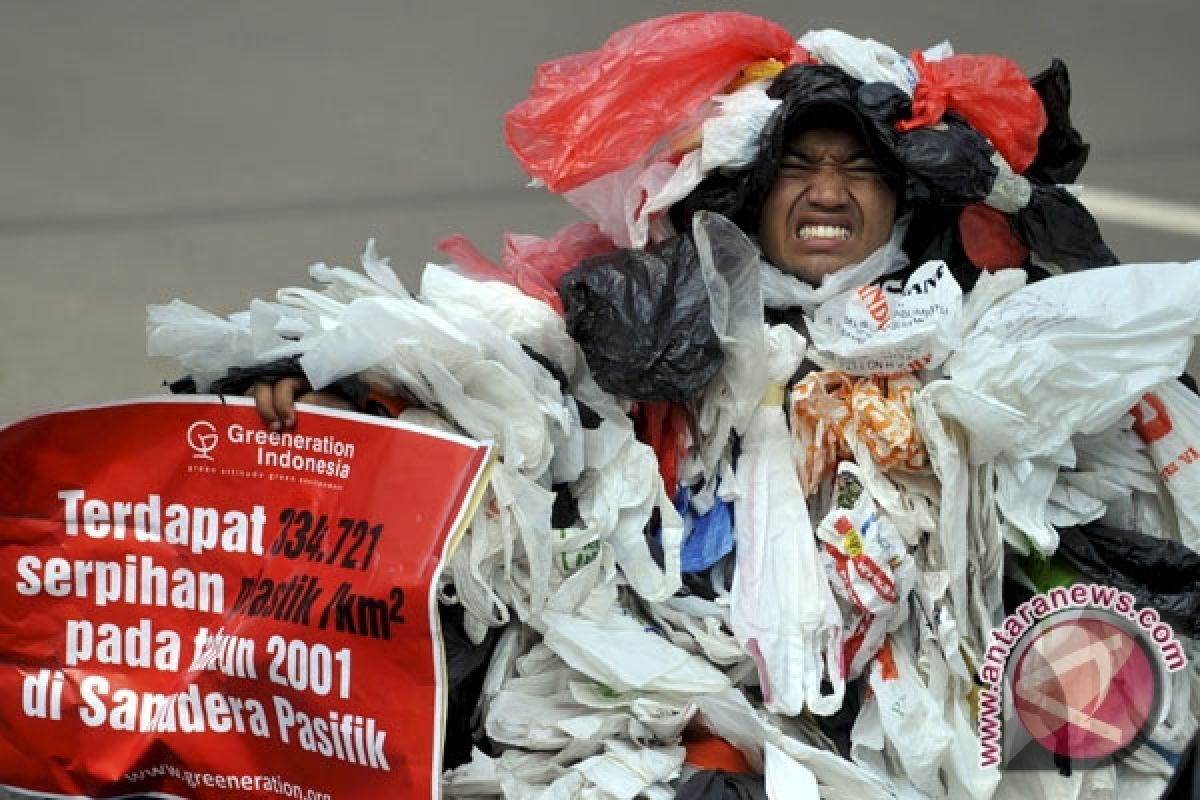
[797,29,918,92]
[437,223,618,317]
[935,259,1200,465]
[1012,184,1119,271]
[542,607,730,695]
[791,372,928,496]
[1055,523,1200,637]
[806,257,963,376]
[816,465,916,678]
[504,11,797,192]
[893,117,998,207]
[1027,58,1091,186]
[630,86,782,248]
[560,232,724,401]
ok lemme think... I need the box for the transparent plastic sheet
[686,212,769,505]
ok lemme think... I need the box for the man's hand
[251,377,355,431]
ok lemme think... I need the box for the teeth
[797,225,850,240]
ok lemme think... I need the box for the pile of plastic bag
[149,13,1200,800]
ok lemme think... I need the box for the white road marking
[1082,186,1200,237]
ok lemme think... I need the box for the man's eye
[845,162,882,175]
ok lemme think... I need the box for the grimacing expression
[757,125,899,284]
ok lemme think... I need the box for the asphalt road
[3,0,1199,426]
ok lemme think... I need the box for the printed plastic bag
[505,12,796,192]
[806,258,963,376]
[815,465,916,676]
[791,373,928,496]
[1131,379,1200,550]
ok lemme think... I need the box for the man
[251,85,909,426]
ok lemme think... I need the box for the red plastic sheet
[505,11,799,192]
[0,397,492,799]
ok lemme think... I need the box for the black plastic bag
[1027,59,1090,186]
[1055,523,1200,637]
[560,234,723,401]
[674,769,766,800]
[440,602,500,769]
[1012,186,1119,271]
[893,116,998,206]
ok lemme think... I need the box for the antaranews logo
[977,583,1187,771]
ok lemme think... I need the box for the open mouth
[796,224,851,241]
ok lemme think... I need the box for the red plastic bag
[505,12,798,193]
[959,204,1029,271]
[504,222,616,314]
[438,223,617,315]
[898,51,1047,174]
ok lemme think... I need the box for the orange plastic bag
[898,51,1047,174]
[790,371,927,495]
[505,12,799,193]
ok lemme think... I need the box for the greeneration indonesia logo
[978,583,1187,771]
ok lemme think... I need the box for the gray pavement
[3,1,1199,426]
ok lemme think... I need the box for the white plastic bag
[939,259,1200,464]
[730,324,845,716]
[799,29,919,92]
[806,258,963,376]
[1130,378,1200,550]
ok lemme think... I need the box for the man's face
[757,124,898,284]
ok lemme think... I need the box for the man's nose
[804,166,850,208]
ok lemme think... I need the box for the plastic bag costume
[149,12,1200,799]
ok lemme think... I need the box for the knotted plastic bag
[899,51,1047,174]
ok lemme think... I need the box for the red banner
[0,397,492,799]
